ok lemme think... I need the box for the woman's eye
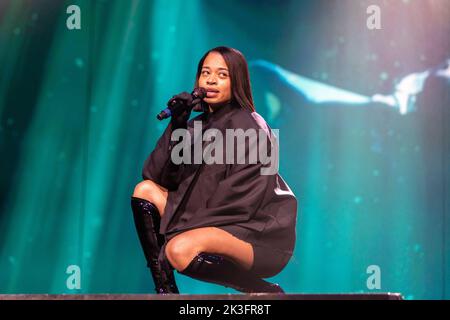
[219,73,228,77]
[201,70,209,75]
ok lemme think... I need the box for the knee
[165,237,205,271]
[132,180,162,202]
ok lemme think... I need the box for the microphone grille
[193,87,207,99]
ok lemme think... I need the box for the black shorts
[216,225,292,279]
[248,244,292,278]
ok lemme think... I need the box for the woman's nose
[207,75,217,84]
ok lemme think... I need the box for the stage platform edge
[0,293,403,300]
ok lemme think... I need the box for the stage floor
[0,293,403,300]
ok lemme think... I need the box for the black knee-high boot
[180,252,284,293]
[131,196,179,294]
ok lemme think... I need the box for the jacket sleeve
[141,122,184,190]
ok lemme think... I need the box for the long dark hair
[194,46,256,112]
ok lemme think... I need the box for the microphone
[157,87,207,120]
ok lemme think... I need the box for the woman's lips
[206,91,219,98]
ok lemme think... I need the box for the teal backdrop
[0,0,449,299]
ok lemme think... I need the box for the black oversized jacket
[142,102,297,256]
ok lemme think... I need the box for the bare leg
[133,180,168,216]
[165,227,254,272]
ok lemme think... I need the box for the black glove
[168,92,203,129]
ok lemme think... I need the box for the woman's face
[198,51,232,107]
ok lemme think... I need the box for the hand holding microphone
[157,88,207,130]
